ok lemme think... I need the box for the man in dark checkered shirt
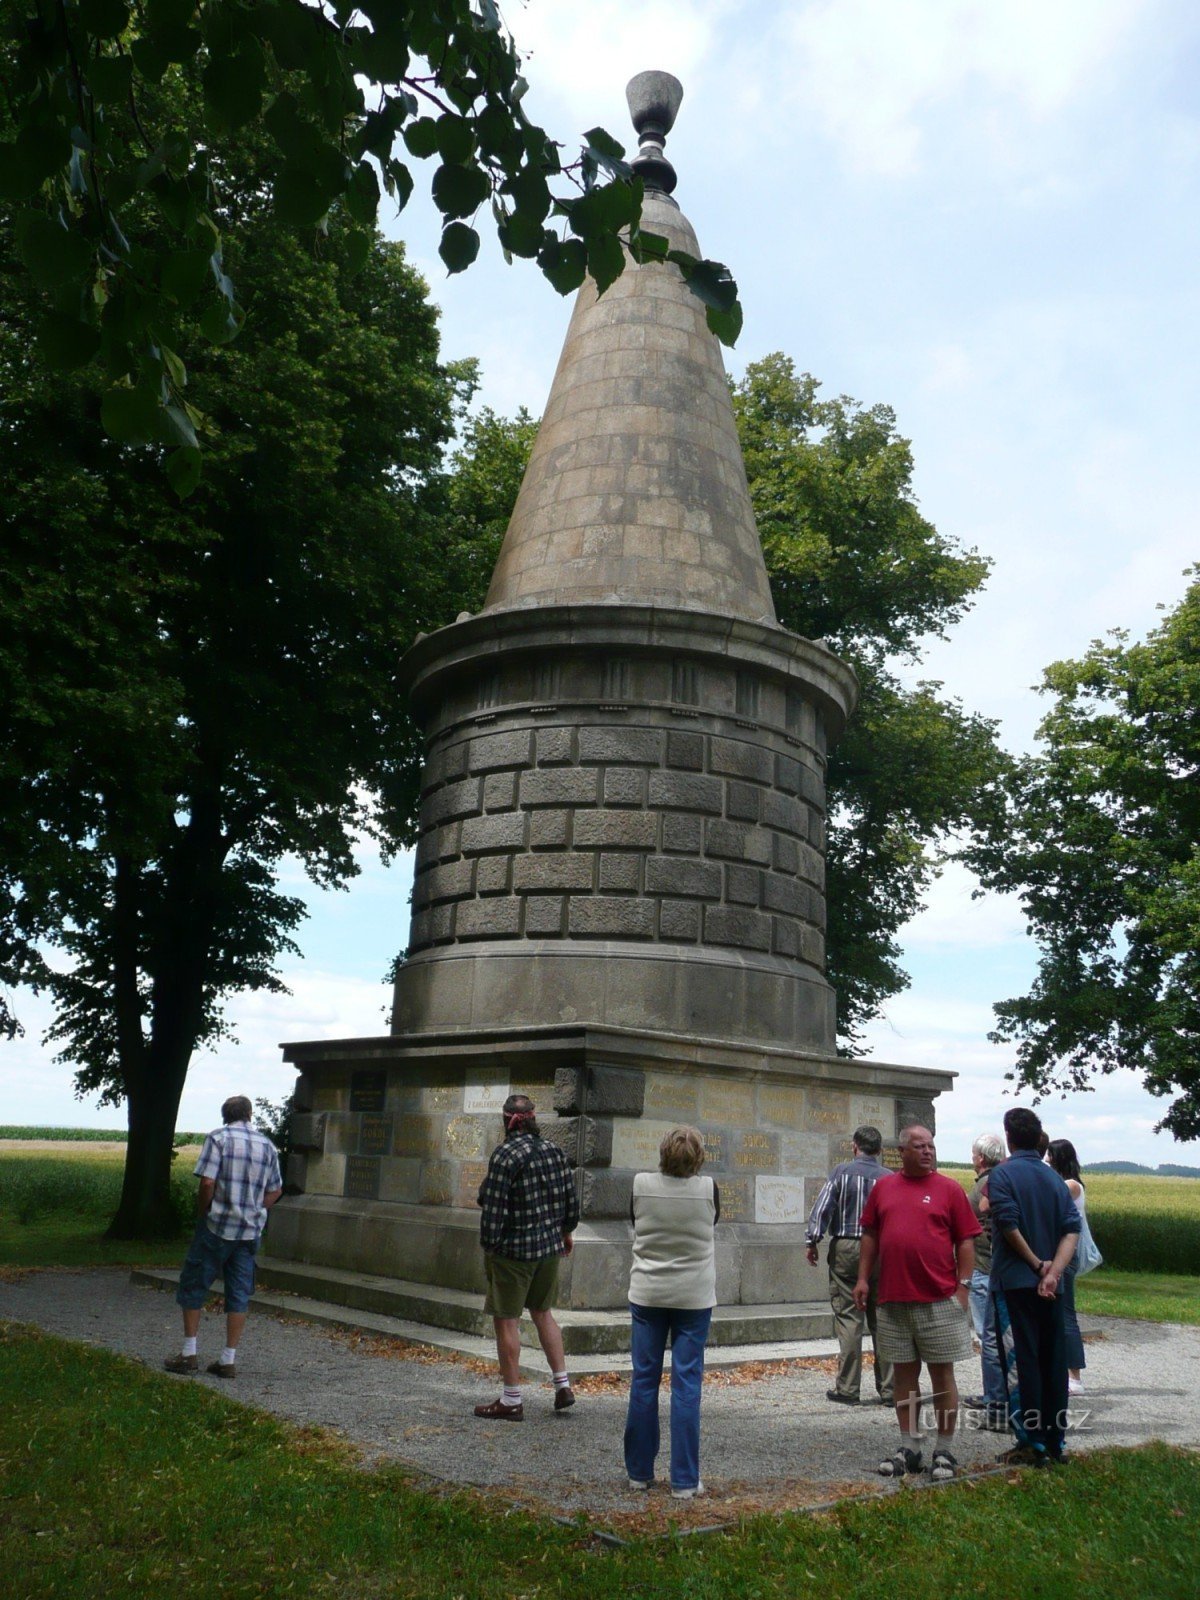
[473,1094,580,1422]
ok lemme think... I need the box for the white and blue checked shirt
[194,1121,282,1241]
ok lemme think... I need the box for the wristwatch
[958,1277,972,1287]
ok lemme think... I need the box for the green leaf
[586,231,625,296]
[630,228,669,263]
[203,43,266,131]
[435,115,475,164]
[0,127,74,199]
[345,161,380,226]
[438,222,480,274]
[502,168,551,224]
[706,302,743,347]
[14,212,93,287]
[476,102,521,160]
[383,159,414,211]
[130,35,171,83]
[431,162,490,220]
[199,299,244,344]
[671,253,739,315]
[165,445,203,498]
[569,176,641,238]
[402,118,440,159]
[498,210,545,260]
[273,166,331,227]
[159,400,198,448]
[343,229,371,277]
[537,237,587,296]
[35,313,101,371]
[86,55,134,103]
[161,248,212,306]
[100,383,161,446]
[79,0,131,36]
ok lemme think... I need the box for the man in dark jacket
[474,1094,579,1421]
[805,1124,893,1405]
[989,1107,1082,1465]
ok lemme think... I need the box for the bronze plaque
[445,1115,488,1160]
[420,1160,455,1206]
[803,1087,851,1133]
[644,1073,699,1119]
[882,1145,904,1171]
[732,1129,779,1171]
[456,1160,487,1208]
[349,1070,387,1114]
[718,1176,752,1222]
[423,1084,462,1112]
[700,1078,755,1125]
[345,1156,380,1199]
[393,1113,440,1159]
[359,1114,393,1156]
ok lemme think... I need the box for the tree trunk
[106,1060,190,1240]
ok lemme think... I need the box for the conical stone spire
[484,74,776,623]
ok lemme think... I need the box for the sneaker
[473,1397,524,1422]
[826,1388,860,1405]
[961,1394,988,1410]
[671,1480,704,1500]
[163,1354,198,1375]
[554,1385,576,1412]
[205,1360,236,1380]
[1068,1377,1085,1396]
[879,1446,923,1477]
[931,1448,958,1482]
[627,1477,652,1490]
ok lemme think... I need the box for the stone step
[133,1259,835,1367]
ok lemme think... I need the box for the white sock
[936,1433,954,1454]
[552,1370,571,1389]
[222,1347,237,1367]
[182,1336,197,1358]
[503,1385,522,1407]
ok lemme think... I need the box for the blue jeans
[624,1303,712,1491]
[968,1269,1006,1407]
[176,1222,258,1313]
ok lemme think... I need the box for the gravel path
[3,1268,1197,1527]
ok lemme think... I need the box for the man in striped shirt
[164,1095,282,1380]
[805,1125,893,1406]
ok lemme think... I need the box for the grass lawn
[2,1323,1198,1600]
[1076,1269,1200,1326]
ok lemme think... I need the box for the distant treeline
[1083,1161,1200,1178]
[0,1127,205,1145]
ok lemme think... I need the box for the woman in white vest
[624,1125,718,1499]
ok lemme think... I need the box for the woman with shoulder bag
[1048,1139,1098,1395]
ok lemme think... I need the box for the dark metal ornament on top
[626,69,682,194]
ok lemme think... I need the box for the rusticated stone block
[797,764,824,807]
[666,730,704,770]
[290,1112,325,1152]
[425,740,469,786]
[710,737,772,784]
[524,895,565,935]
[761,790,806,837]
[415,821,462,866]
[536,727,573,764]
[573,809,657,849]
[460,812,526,855]
[775,753,802,794]
[456,900,521,940]
[599,852,641,892]
[704,904,773,952]
[726,780,760,821]
[604,768,645,806]
[410,902,455,947]
[661,813,702,853]
[647,771,722,813]
[421,777,482,828]
[772,917,801,958]
[762,873,810,920]
[726,864,762,905]
[468,729,534,772]
[412,858,474,907]
[483,771,518,811]
[530,808,571,849]
[897,1096,937,1137]
[542,1115,614,1167]
[645,856,721,899]
[581,1168,636,1219]
[772,833,800,875]
[475,855,511,895]
[569,897,656,938]
[553,1064,646,1116]
[659,899,701,941]
[705,819,772,864]
[514,852,594,893]
[284,1152,307,1193]
[292,1072,315,1112]
[521,768,600,807]
[579,727,664,765]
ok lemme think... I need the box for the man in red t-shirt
[855,1125,980,1483]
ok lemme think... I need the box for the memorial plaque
[420,1160,455,1206]
[456,1160,487,1208]
[699,1078,755,1125]
[702,1129,727,1171]
[464,1068,509,1113]
[755,1175,806,1223]
[445,1115,488,1160]
[732,1129,779,1171]
[805,1175,825,1211]
[850,1093,893,1132]
[781,1130,835,1178]
[301,1153,346,1196]
[644,1072,700,1119]
[423,1084,462,1112]
[393,1113,440,1159]
[882,1145,904,1171]
[831,1137,855,1164]
[718,1176,752,1221]
[757,1081,805,1128]
[802,1086,851,1133]
[345,1155,380,1199]
[378,1159,422,1204]
[611,1117,675,1171]
[349,1070,387,1114]
[359,1114,393,1156]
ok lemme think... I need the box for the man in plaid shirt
[474,1094,580,1421]
[164,1095,282,1380]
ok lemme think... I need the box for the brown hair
[222,1095,253,1125]
[659,1125,706,1178]
[502,1094,540,1138]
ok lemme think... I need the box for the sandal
[878,1446,923,1477]
[931,1448,957,1482]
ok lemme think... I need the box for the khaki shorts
[875,1296,974,1365]
[483,1253,560,1319]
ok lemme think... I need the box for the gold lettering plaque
[699,1078,755,1125]
[644,1073,700,1119]
[392,1113,440,1159]
[344,1156,380,1199]
[444,1115,488,1159]
[718,1176,752,1222]
[456,1160,487,1208]
[611,1118,676,1171]
[702,1130,726,1171]
[850,1094,893,1133]
[802,1087,851,1133]
[757,1082,805,1128]
[780,1131,834,1178]
[359,1114,393,1157]
[423,1084,462,1113]
[420,1160,456,1206]
[732,1129,779,1171]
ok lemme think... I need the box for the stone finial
[626,70,683,194]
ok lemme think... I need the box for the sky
[4,0,1199,1164]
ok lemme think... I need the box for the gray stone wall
[406,651,829,974]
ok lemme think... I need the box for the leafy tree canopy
[2,0,740,483]
[966,573,1200,1138]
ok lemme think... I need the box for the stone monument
[263,72,952,1352]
